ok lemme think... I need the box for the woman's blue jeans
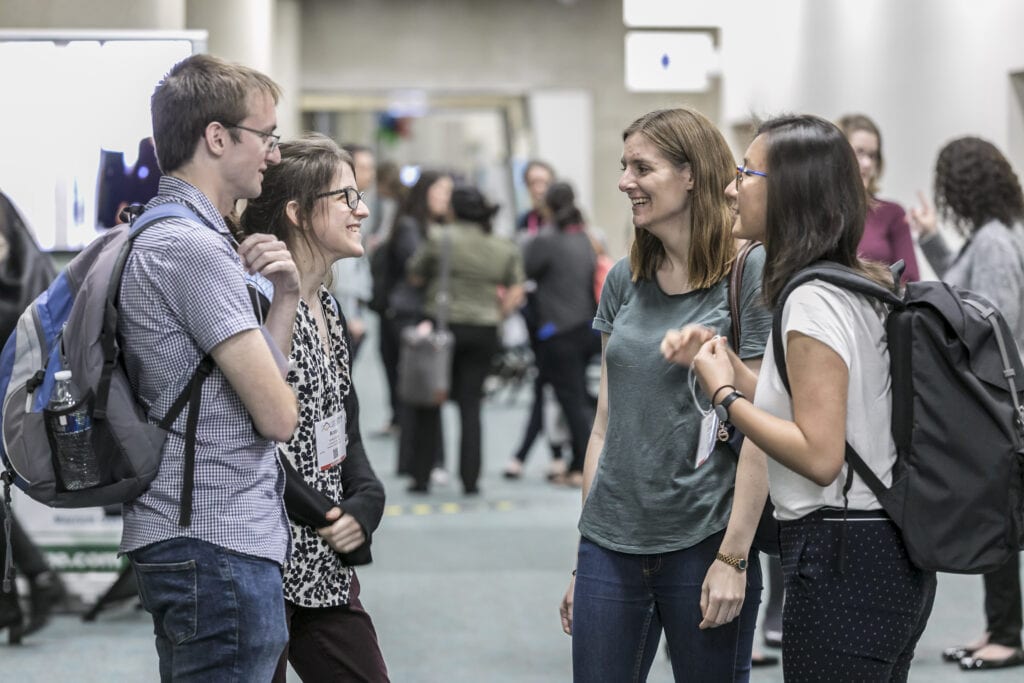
[572,533,762,683]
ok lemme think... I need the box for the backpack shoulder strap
[95,203,203,419]
[769,262,902,528]
[110,202,208,528]
[157,354,215,527]
[771,262,900,394]
[728,241,761,349]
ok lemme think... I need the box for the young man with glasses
[118,53,300,680]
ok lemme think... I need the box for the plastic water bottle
[48,370,100,490]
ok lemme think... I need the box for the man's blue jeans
[129,537,288,682]
[572,533,762,683]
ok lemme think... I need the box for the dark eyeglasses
[315,186,365,210]
[735,164,768,187]
[223,123,281,152]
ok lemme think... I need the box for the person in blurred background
[406,185,524,495]
[330,143,377,359]
[505,160,569,482]
[517,159,555,235]
[386,171,454,478]
[367,160,409,436]
[1,190,68,645]
[837,113,920,282]
[910,136,1024,672]
[519,181,596,488]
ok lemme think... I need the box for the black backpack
[773,261,1024,574]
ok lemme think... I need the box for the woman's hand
[699,559,747,629]
[317,506,366,554]
[908,190,937,239]
[660,324,717,367]
[693,337,736,400]
[559,574,576,635]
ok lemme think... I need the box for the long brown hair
[837,113,884,196]
[623,108,735,290]
[239,133,354,278]
[757,115,891,308]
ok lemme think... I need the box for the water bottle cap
[54,370,72,381]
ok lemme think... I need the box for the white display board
[624,31,718,93]
[0,31,203,251]
[13,489,124,603]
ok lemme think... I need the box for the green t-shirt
[408,222,524,326]
[580,247,770,553]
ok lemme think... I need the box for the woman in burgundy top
[838,114,920,282]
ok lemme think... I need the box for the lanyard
[688,365,713,418]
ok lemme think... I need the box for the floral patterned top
[280,286,356,607]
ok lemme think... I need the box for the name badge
[314,408,348,471]
[696,411,720,468]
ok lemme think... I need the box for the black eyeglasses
[315,186,365,210]
[223,123,281,152]
[735,164,768,187]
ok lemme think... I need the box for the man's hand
[699,557,747,629]
[317,506,366,554]
[237,233,300,297]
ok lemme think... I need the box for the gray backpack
[1,203,212,524]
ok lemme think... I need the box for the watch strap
[719,390,745,411]
[715,551,748,571]
[714,390,745,422]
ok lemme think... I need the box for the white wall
[7,0,1024,255]
[298,0,718,257]
[529,90,594,226]
[720,0,1024,211]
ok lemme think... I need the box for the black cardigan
[253,287,386,566]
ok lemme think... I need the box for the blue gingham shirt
[118,176,289,565]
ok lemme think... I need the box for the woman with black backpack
[690,114,937,681]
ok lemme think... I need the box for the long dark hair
[393,170,450,238]
[451,185,499,233]
[934,136,1024,236]
[757,114,891,308]
[545,181,584,230]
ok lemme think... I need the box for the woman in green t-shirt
[559,107,771,681]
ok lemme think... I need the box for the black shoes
[942,645,976,662]
[959,648,1024,671]
[24,570,66,636]
[750,652,779,667]
[0,584,23,645]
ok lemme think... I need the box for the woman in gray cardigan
[911,136,1024,672]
